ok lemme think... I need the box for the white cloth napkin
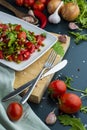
[0,66,50,130]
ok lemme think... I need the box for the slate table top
[0,1,87,130]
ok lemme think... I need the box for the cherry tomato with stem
[59,93,82,114]
[33,0,45,11]
[48,80,67,99]
[7,102,23,121]
[24,0,35,7]
[15,0,24,6]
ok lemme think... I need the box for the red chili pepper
[34,10,47,29]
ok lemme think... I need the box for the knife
[2,59,67,102]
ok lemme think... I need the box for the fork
[20,50,57,104]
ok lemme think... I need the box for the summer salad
[0,23,46,63]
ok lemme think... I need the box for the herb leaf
[52,41,64,57]
[76,0,87,28]
[58,115,86,130]
[69,32,87,44]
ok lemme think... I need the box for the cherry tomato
[48,80,66,99]
[26,42,35,53]
[24,0,35,7]
[7,102,23,121]
[17,31,26,39]
[23,51,30,60]
[0,24,8,30]
[36,35,45,45]
[59,93,82,114]
[33,0,45,11]
[15,25,22,31]
[39,0,46,4]
[17,54,24,61]
[15,0,24,6]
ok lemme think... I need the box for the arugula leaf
[76,0,87,28]
[58,115,86,130]
[52,41,64,57]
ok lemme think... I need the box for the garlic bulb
[48,1,63,24]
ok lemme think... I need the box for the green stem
[67,86,86,94]
[80,94,87,99]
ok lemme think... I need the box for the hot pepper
[34,10,47,28]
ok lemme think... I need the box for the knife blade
[2,59,67,102]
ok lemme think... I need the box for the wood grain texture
[14,33,70,103]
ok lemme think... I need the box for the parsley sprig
[58,115,86,130]
[69,32,87,44]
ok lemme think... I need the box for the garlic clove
[45,110,57,125]
[68,22,79,30]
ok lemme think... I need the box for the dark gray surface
[0,1,87,130]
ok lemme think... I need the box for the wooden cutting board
[14,33,70,104]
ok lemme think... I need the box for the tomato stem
[65,76,87,94]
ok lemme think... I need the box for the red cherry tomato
[23,51,30,60]
[7,102,23,121]
[59,93,82,114]
[39,0,46,4]
[33,0,45,11]
[15,25,22,31]
[24,0,35,7]
[48,80,66,99]
[15,0,24,6]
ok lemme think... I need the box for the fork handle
[20,68,46,104]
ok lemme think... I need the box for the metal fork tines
[20,50,57,104]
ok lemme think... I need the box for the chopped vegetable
[0,23,46,63]
[58,115,86,130]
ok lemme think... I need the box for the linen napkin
[0,66,50,130]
